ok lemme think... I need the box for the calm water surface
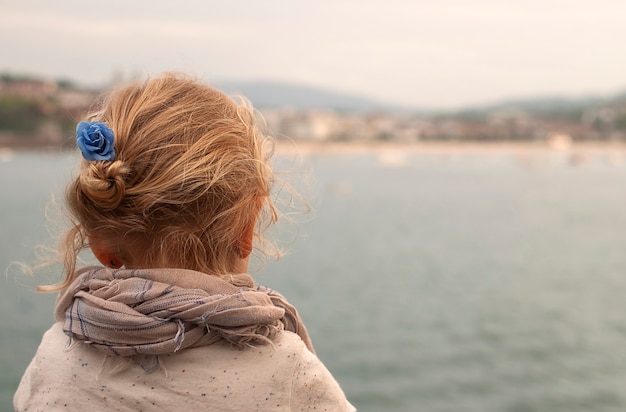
[3,147,626,412]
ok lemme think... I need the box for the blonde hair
[40,73,277,291]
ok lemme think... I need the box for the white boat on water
[0,148,15,162]
[377,150,408,167]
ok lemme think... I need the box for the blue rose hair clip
[76,121,116,161]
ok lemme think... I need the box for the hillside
[213,80,394,111]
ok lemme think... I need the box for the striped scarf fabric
[55,266,314,356]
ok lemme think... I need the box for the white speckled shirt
[14,322,356,411]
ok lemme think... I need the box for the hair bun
[79,160,131,210]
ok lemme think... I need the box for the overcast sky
[1,0,625,109]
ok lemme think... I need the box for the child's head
[55,73,276,289]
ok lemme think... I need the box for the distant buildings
[260,109,424,142]
[260,104,626,143]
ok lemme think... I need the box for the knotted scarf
[55,266,314,356]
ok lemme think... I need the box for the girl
[14,73,355,411]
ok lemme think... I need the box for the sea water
[3,146,626,412]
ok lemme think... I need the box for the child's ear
[88,236,123,268]
[238,221,255,259]
[238,196,264,259]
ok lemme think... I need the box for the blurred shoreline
[274,140,626,155]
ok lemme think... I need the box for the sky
[1,0,625,110]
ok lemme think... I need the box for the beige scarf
[55,266,314,356]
